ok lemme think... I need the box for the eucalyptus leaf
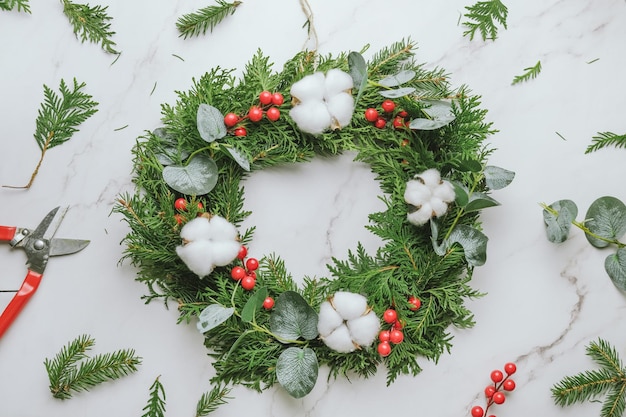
[452,158,482,172]
[241,287,268,323]
[348,51,367,105]
[197,103,227,143]
[409,118,453,130]
[153,127,189,165]
[452,181,469,208]
[196,304,235,333]
[162,154,218,195]
[484,165,515,190]
[605,248,626,292]
[378,70,416,87]
[269,291,318,342]
[584,196,626,248]
[542,200,578,244]
[444,225,488,266]
[430,220,447,256]
[410,100,456,130]
[153,127,176,143]
[225,146,250,172]
[464,192,500,213]
[276,347,318,398]
[379,87,415,99]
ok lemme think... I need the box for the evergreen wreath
[115,39,514,401]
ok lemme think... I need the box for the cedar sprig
[195,384,232,417]
[0,0,30,13]
[3,78,98,189]
[511,61,542,85]
[462,0,508,41]
[585,131,626,154]
[141,377,167,417]
[61,0,119,54]
[552,338,626,417]
[176,0,242,39]
[44,334,142,400]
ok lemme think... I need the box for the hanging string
[300,0,319,52]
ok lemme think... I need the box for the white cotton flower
[318,291,380,353]
[289,69,355,135]
[404,168,456,226]
[176,214,240,277]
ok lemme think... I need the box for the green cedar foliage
[115,39,499,403]
[511,61,542,85]
[552,339,626,417]
[0,0,30,13]
[44,334,142,400]
[61,0,118,54]
[586,132,626,154]
[463,0,508,41]
[177,0,242,39]
[3,78,98,189]
[141,377,167,417]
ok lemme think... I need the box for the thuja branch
[176,0,242,39]
[0,0,31,13]
[3,78,98,189]
[462,0,508,41]
[61,0,119,54]
[586,132,626,154]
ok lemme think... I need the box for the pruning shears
[0,206,90,339]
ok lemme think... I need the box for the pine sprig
[3,78,98,189]
[44,334,142,400]
[511,61,542,85]
[462,0,508,41]
[0,0,31,13]
[142,377,167,417]
[176,0,242,39]
[552,338,626,417]
[585,131,626,154]
[61,0,119,54]
[195,384,232,417]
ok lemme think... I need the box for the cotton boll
[326,92,354,129]
[404,180,432,206]
[430,197,449,217]
[180,217,212,242]
[417,168,442,188]
[317,301,344,337]
[290,101,332,135]
[210,240,241,266]
[207,215,238,241]
[321,324,356,353]
[432,181,455,202]
[290,72,325,102]
[347,311,380,347]
[323,69,353,99]
[332,291,367,321]
[176,241,215,277]
[407,204,434,226]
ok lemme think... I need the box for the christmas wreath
[116,39,514,400]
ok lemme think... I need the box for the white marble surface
[1,0,626,416]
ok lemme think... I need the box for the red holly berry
[379,330,391,342]
[246,257,259,271]
[381,99,396,113]
[401,138,410,147]
[224,112,239,127]
[490,370,504,383]
[492,391,505,404]
[247,270,257,279]
[397,110,408,118]
[389,329,404,344]
[383,309,397,324]
[259,90,273,105]
[484,385,496,398]
[408,296,421,311]
[364,108,379,122]
[377,341,391,357]
[174,198,187,211]
[374,117,386,129]
[266,107,280,121]
[393,319,405,330]
[231,266,246,281]
[237,245,248,260]
[241,275,256,291]
[471,405,484,417]
[248,106,263,122]
[174,214,183,225]
[504,362,517,375]
[271,92,284,106]
[263,297,275,309]
[503,379,516,391]
[392,116,406,129]
[234,127,247,137]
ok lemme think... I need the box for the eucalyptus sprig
[61,0,118,54]
[3,78,98,189]
[511,61,542,85]
[176,0,242,39]
[462,0,508,41]
[552,338,626,417]
[0,0,30,13]
[586,132,626,154]
[44,334,142,400]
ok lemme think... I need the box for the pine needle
[141,377,167,417]
[511,61,542,85]
[585,132,626,154]
[0,0,30,12]
[462,0,508,41]
[176,0,242,39]
[61,0,119,54]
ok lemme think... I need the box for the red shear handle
[0,270,43,339]
[0,226,16,241]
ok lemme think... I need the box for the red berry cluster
[470,362,517,417]
[364,99,409,130]
[230,245,260,291]
[223,91,284,137]
[377,308,405,357]
[173,198,204,224]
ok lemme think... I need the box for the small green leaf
[445,225,488,266]
[241,287,268,323]
[276,347,318,398]
[348,51,367,105]
[585,196,626,248]
[409,100,456,130]
[542,200,578,243]
[162,154,218,195]
[452,158,482,172]
[154,128,189,166]
[379,87,415,98]
[605,248,626,292]
[197,304,235,333]
[430,219,446,256]
[378,70,416,87]
[224,146,250,171]
[197,103,227,142]
[464,192,500,213]
[484,165,515,190]
[269,291,318,342]
[452,182,470,208]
